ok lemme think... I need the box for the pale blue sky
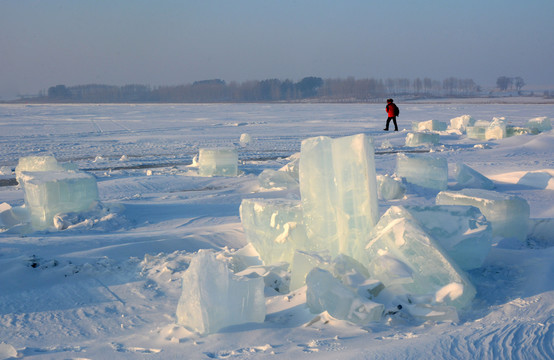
[1,0,553,99]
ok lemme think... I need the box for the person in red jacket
[384,98,399,131]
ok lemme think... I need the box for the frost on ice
[176,250,265,335]
[198,147,238,177]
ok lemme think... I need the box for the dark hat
[387,98,393,103]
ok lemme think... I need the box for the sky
[1,0,554,100]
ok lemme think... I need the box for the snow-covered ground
[0,103,552,359]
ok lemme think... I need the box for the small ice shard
[405,132,440,147]
[239,133,253,146]
[305,267,384,324]
[485,117,507,140]
[526,116,551,133]
[176,250,265,335]
[376,174,406,200]
[454,162,495,190]
[412,119,447,131]
[449,115,475,132]
[258,169,298,189]
[198,147,238,177]
[19,170,99,230]
[396,153,448,190]
[240,198,311,266]
[436,189,530,241]
[404,205,492,270]
[300,134,379,262]
[365,206,476,309]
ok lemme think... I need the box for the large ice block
[376,174,406,200]
[412,119,447,132]
[240,198,311,265]
[306,268,384,324]
[176,250,265,334]
[15,155,64,182]
[485,117,507,140]
[300,134,379,263]
[454,162,495,190]
[526,116,551,133]
[466,120,490,140]
[436,189,530,241]
[405,205,492,270]
[449,115,475,132]
[405,132,440,147]
[289,250,330,290]
[365,206,476,309]
[198,147,238,177]
[396,153,448,190]
[19,170,99,230]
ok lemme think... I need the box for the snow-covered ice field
[0,103,553,359]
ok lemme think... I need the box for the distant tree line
[40,76,482,103]
[496,76,525,92]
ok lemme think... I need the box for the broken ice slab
[485,117,507,140]
[465,120,490,140]
[176,250,265,335]
[405,132,440,147]
[198,147,238,177]
[517,171,552,189]
[240,198,312,266]
[404,205,492,270]
[15,155,64,182]
[19,170,99,230]
[412,119,447,132]
[300,134,379,263]
[449,115,475,132]
[289,250,330,290]
[454,162,495,190]
[376,174,406,200]
[526,116,552,133]
[365,206,476,309]
[436,189,530,241]
[258,169,298,190]
[396,153,448,190]
[306,267,384,325]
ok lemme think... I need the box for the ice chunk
[485,117,507,140]
[526,116,551,133]
[412,119,447,131]
[396,153,448,190]
[506,126,531,137]
[466,120,490,140]
[198,147,238,177]
[404,205,492,270]
[306,268,384,324]
[278,153,300,181]
[19,170,99,230]
[405,132,440,147]
[236,262,290,294]
[454,162,495,190]
[289,250,330,290]
[240,198,311,265]
[15,155,64,182]
[517,171,552,189]
[239,133,253,146]
[376,174,406,200]
[449,115,475,132]
[0,342,18,359]
[436,189,530,241]
[365,206,476,309]
[300,134,379,262]
[258,169,298,189]
[527,218,554,246]
[176,250,265,334]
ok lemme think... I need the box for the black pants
[385,117,398,131]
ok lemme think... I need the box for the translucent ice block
[258,169,298,190]
[289,250,330,290]
[412,119,447,131]
[365,206,476,309]
[240,198,311,266]
[436,189,530,241]
[396,153,448,190]
[376,174,406,200]
[454,162,495,190]
[300,134,379,263]
[405,132,440,147]
[466,120,490,140]
[526,116,551,133]
[198,147,238,177]
[485,117,507,140]
[15,155,64,182]
[176,250,265,334]
[306,268,384,324]
[449,115,475,132]
[405,205,492,270]
[19,170,99,230]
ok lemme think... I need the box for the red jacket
[386,102,397,117]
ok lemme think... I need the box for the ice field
[0,102,553,359]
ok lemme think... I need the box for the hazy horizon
[2,0,554,100]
